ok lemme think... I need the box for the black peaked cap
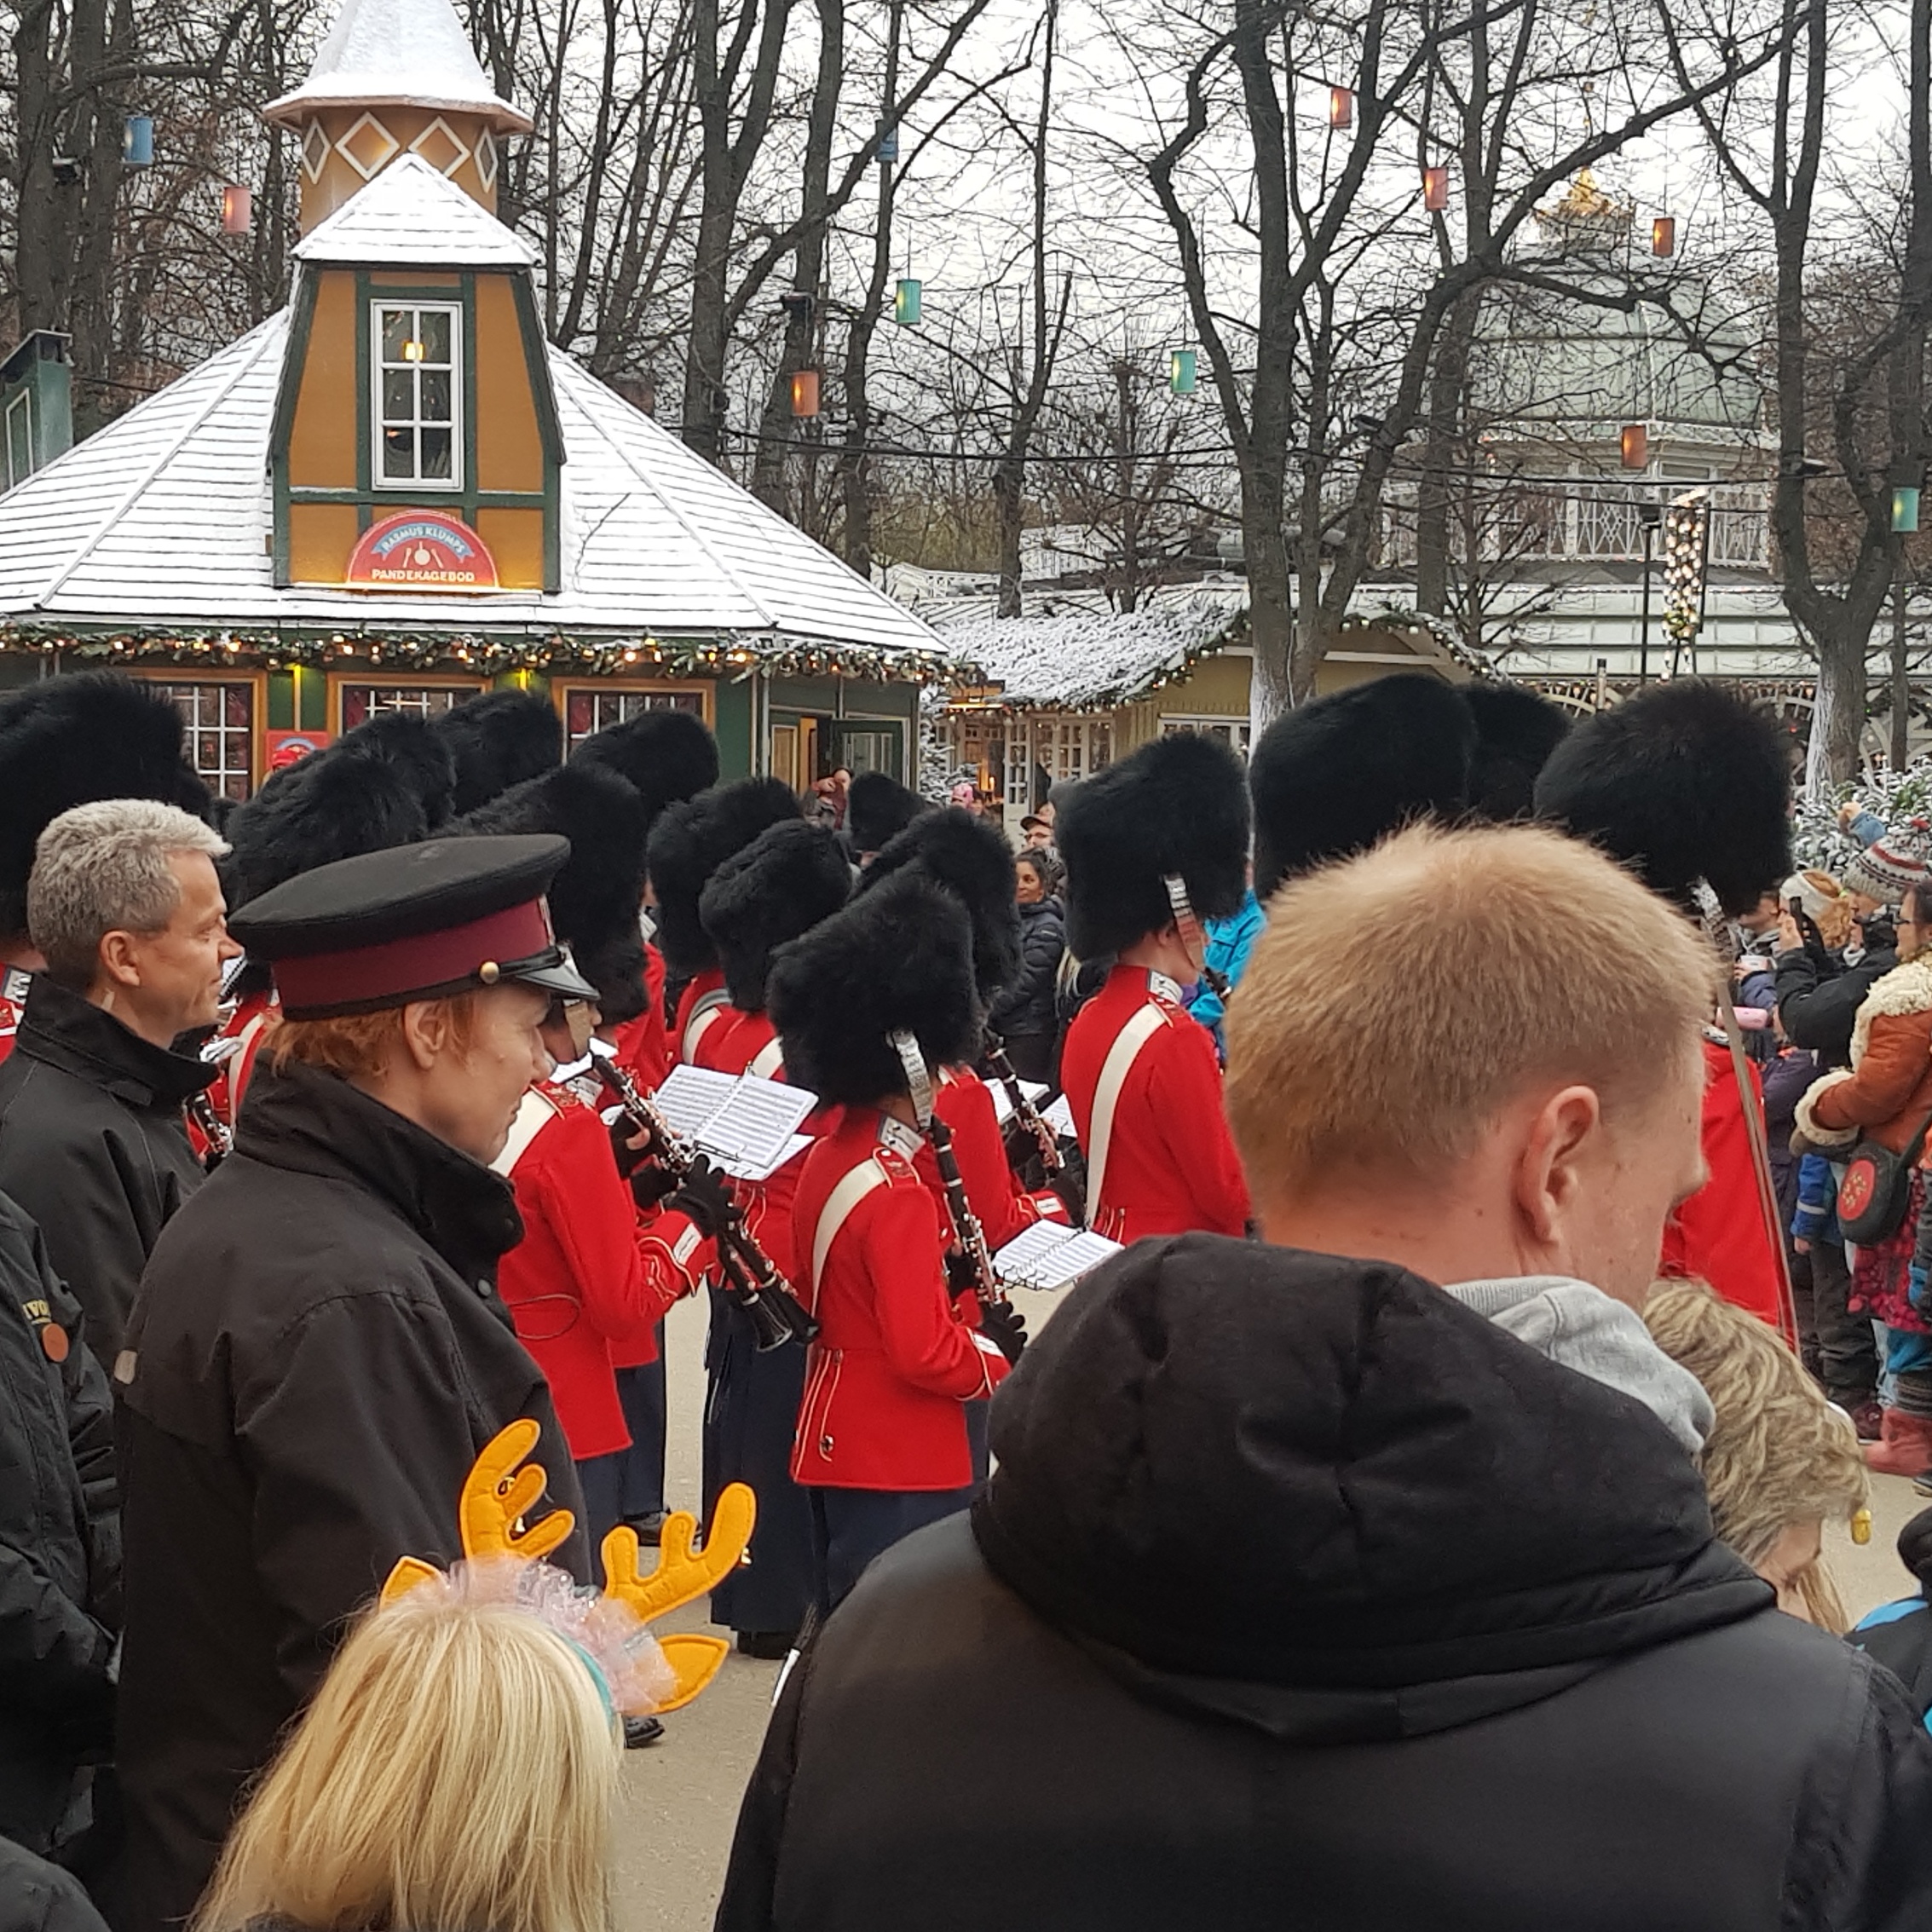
[1057,731,1249,960]
[768,872,981,1104]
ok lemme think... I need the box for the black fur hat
[459,763,650,1020]
[701,819,852,1012]
[433,690,562,816]
[1248,675,1475,896]
[646,777,801,976]
[847,770,931,855]
[1057,732,1250,960]
[769,873,982,1105]
[858,805,1020,998]
[1533,679,1791,917]
[1462,683,1572,822]
[339,712,458,829]
[0,672,210,938]
[573,708,720,822]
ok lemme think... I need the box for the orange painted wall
[287,273,358,490]
[475,508,545,589]
[474,275,543,493]
[288,502,360,583]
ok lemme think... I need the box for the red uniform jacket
[791,1107,1007,1491]
[494,1081,711,1458]
[609,943,670,1091]
[674,966,730,1067]
[1060,965,1250,1242]
[1659,1038,1786,1329]
[917,1068,1066,1256]
[0,964,28,1067]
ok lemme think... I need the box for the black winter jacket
[0,1840,110,1932]
[987,897,1064,1044]
[108,1061,586,1932]
[718,1237,1932,1932]
[0,1192,118,1859]
[1775,940,1899,1070]
[0,978,211,1358]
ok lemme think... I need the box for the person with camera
[1775,839,1923,1070]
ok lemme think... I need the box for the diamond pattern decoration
[407,117,472,179]
[476,129,499,193]
[335,112,401,181]
[300,119,331,183]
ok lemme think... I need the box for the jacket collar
[235,1059,523,1279]
[1847,954,1932,1067]
[16,974,216,1109]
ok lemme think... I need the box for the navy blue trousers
[807,1484,976,1618]
[614,1340,666,1521]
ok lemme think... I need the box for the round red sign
[345,511,499,591]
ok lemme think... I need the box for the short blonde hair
[1643,1280,1868,1631]
[1226,822,1717,1193]
[193,1577,620,1932]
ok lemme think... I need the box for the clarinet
[187,1090,233,1173]
[590,1053,819,1352]
[982,1029,1064,1175]
[926,1114,1006,1306]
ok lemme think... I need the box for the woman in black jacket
[986,852,1064,1085]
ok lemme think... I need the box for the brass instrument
[589,1046,818,1353]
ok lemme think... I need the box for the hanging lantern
[876,120,898,164]
[220,184,252,234]
[1651,216,1676,257]
[123,115,154,167]
[1170,348,1197,396]
[791,369,822,418]
[894,277,922,326]
[1895,485,1921,534]
[1422,165,1449,211]
[1328,86,1353,129]
[1619,424,1649,470]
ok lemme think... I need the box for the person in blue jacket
[1185,874,1262,1064]
[1851,1508,1932,1723]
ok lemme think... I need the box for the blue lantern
[123,115,154,167]
[1170,348,1197,395]
[894,278,922,326]
[1895,485,1921,535]
[876,120,898,163]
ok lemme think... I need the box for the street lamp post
[1637,500,1661,683]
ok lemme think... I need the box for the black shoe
[736,1628,798,1660]
[623,1715,665,1749]
[625,1511,667,1547]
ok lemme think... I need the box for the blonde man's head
[194,1577,620,1932]
[1644,1280,1868,1630]
[1226,823,1718,1306]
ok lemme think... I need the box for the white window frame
[370,300,463,493]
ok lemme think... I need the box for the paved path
[612,1290,1930,1931]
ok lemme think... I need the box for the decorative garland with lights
[0,622,980,689]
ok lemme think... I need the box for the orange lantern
[1651,216,1676,257]
[221,184,252,235]
[1620,424,1649,470]
[791,369,822,418]
[1329,86,1353,129]
[1422,165,1449,211]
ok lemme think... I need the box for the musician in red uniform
[858,806,1070,1250]
[691,817,851,1649]
[769,871,1024,1613]
[1055,733,1253,1243]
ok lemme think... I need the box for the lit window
[372,303,460,489]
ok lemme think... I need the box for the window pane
[382,309,411,362]
[420,311,452,363]
[418,428,452,478]
[382,429,414,477]
[383,369,412,418]
[419,369,451,422]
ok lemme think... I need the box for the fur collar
[1848,955,1932,1067]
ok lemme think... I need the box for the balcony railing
[1378,482,1769,569]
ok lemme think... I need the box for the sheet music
[723,1133,813,1184]
[1040,1092,1076,1140]
[650,1064,739,1138]
[989,1078,1052,1127]
[994,1222,1123,1292]
[653,1064,816,1173]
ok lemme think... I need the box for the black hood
[974,1237,1768,1740]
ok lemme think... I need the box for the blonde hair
[267,994,481,1080]
[194,1577,620,1932]
[1792,869,1855,950]
[1642,1280,1868,1633]
[1226,822,1717,1194]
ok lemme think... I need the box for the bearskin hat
[341,712,458,829]
[768,873,981,1105]
[1460,682,1572,822]
[1533,679,1791,917]
[1057,731,1250,960]
[646,777,801,976]
[700,819,852,1012]
[573,707,720,822]
[0,672,209,939]
[846,770,931,856]
[459,762,651,1020]
[857,805,1020,998]
[433,690,562,816]
[1248,675,1475,897]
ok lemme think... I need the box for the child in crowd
[1849,1508,1932,1720]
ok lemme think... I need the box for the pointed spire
[263,0,532,134]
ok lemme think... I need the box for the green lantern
[894,278,922,326]
[1895,485,1921,534]
[1170,348,1197,395]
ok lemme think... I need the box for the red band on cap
[274,899,554,1015]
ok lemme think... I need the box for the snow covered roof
[296,154,535,267]
[0,309,949,667]
[262,0,533,133]
[928,598,1244,708]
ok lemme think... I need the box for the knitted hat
[1843,820,1932,906]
